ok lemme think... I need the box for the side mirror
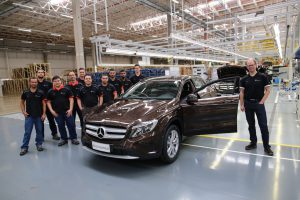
[186,94,198,105]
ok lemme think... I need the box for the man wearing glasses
[240,58,274,156]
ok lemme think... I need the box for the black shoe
[245,143,257,150]
[52,134,60,140]
[71,139,80,145]
[264,148,274,156]
[36,145,44,151]
[20,148,28,156]
[58,140,68,146]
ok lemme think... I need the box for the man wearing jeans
[20,77,46,156]
[37,69,60,140]
[46,76,80,146]
[240,58,274,156]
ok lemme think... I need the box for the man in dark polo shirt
[77,68,86,85]
[240,58,273,156]
[20,77,46,156]
[108,69,122,96]
[99,74,117,105]
[65,71,83,127]
[130,64,145,85]
[37,69,59,140]
[47,76,79,146]
[119,69,132,94]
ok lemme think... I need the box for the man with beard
[99,74,117,105]
[65,71,83,127]
[119,69,132,94]
[108,69,122,96]
[20,77,46,156]
[36,69,59,140]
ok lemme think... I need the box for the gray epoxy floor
[0,87,300,200]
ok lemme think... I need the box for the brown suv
[81,76,240,163]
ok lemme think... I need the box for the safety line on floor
[182,143,300,162]
[197,135,300,149]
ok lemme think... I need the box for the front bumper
[81,131,161,160]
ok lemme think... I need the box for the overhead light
[152,35,158,38]
[61,14,73,19]
[106,48,136,55]
[22,48,31,52]
[12,3,33,9]
[255,52,261,55]
[43,50,51,53]
[18,28,31,32]
[67,45,75,48]
[84,47,91,49]
[0,47,8,50]
[172,0,179,3]
[21,41,32,44]
[50,0,69,5]
[60,51,67,54]
[47,43,55,46]
[0,38,3,41]
[94,21,103,25]
[117,27,126,31]
[273,23,283,59]
[136,52,171,58]
[51,33,61,37]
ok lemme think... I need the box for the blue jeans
[55,113,77,140]
[21,116,43,149]
[244,101,270,149]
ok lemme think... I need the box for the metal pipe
[104,0,109,31]
[93,0,97,34]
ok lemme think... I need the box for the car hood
[85,99,174,127]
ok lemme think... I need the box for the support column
[92,43,97,72]
[5,49,10,78]
[72,0,85,74]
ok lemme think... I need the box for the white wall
[0,49,139,78]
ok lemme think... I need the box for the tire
[160,124,181,163]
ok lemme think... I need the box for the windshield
[123,80,181,100]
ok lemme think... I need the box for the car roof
[143,75,199,82]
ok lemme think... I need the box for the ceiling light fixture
[94,21,104,25]
[255,52,261,55]
[51,33,61,37]
[12,3,33,9]
[21,41,32,44]
[117,27,126,31]
[18,28,32,32]
[61,14,73,19]
[172,0,179,3]
[273,23,283,59]
[47,43,55,46]
[49,0,69,5]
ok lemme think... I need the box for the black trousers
[42,107,58,137]
[244,100,270,149]
[73,102,83,128]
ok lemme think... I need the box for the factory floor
[0,87,299,200]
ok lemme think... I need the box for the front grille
[85,124,127,140]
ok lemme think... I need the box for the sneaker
[20,148,28,156]
[36,145,44,151]
[58,140,68,146]
[264,148,274,156]
[71,139,80,145]
[52,134,60,140]
[245,143,257,150]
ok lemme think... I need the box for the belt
[245,99,259,103]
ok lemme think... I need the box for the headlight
[130,119,158,138]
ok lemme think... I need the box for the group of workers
[19,64,144,156]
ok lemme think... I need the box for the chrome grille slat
[85,124,127,140]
